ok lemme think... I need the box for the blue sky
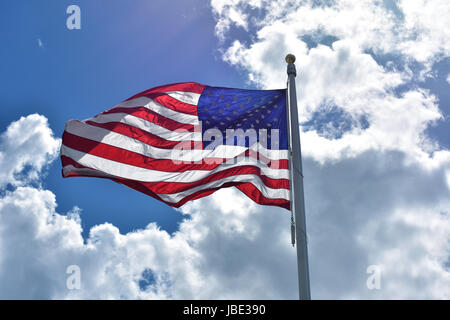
[1,0,251,237]
[0,0,449,299]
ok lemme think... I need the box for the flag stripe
[144,93,199,115]
[109,96,199,125]
[115,178,290,209]
[235,183,290,210]
[61,144,289,182]
[155,174,289,202]
[63,131,287,172]
[88,112,202,142]
[65,120,289,169]
[84,120,200,150]
[68,120,288,161]
[61,82,290,210]
[62,164,116,179]
[61,161,289,200]
[125,82,206,101]
[165,91,202,106]
[100,106,198,132]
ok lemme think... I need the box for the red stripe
[62,132,289,188]
[241,149,288,169]
[61,156,289,199]
[116,179,290,210]
[145,93,198,115]
[235,183,290,210]
[61,161,290,210]
[100,106,198,132]
[126,82,206,101]
[85,120,202,150]
[62,154,288,197]
[67,123,287,168]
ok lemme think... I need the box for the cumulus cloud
[0,114,60,187]
[304,152,450,299]
[0,0,449,299]
[214,0,450,66]
[0,114,448,299]
[208,0,450,299]
[217,1,450,166]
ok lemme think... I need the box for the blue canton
[197,86,288,149]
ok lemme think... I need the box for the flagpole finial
[286,54,297,76]
[285,54,296,64]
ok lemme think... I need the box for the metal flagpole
[285,54,311,300]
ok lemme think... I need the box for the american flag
[61,82,290,209]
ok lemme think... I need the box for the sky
[0,0,449,299]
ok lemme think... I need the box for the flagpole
[285,54,311,300]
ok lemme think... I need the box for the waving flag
[61,82,290,209]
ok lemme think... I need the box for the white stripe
[108,96,199,125]
[87,113,202,142]
[65,120,288,162]
[63,164,288,202]
[158,174,289,203]
[156,174,289,203]
[61,144,289,182]
[164,91,201,105]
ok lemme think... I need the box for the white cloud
[1,0,449,299]
[208,0,450,299]
[303,152,450,299]
[214,0,450,168]
[211,0,263,41]
[213,0,450,66]
[224,35,448,165]
[0,114,60,188]
[0,115,449,299]
[397,0,450,64]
